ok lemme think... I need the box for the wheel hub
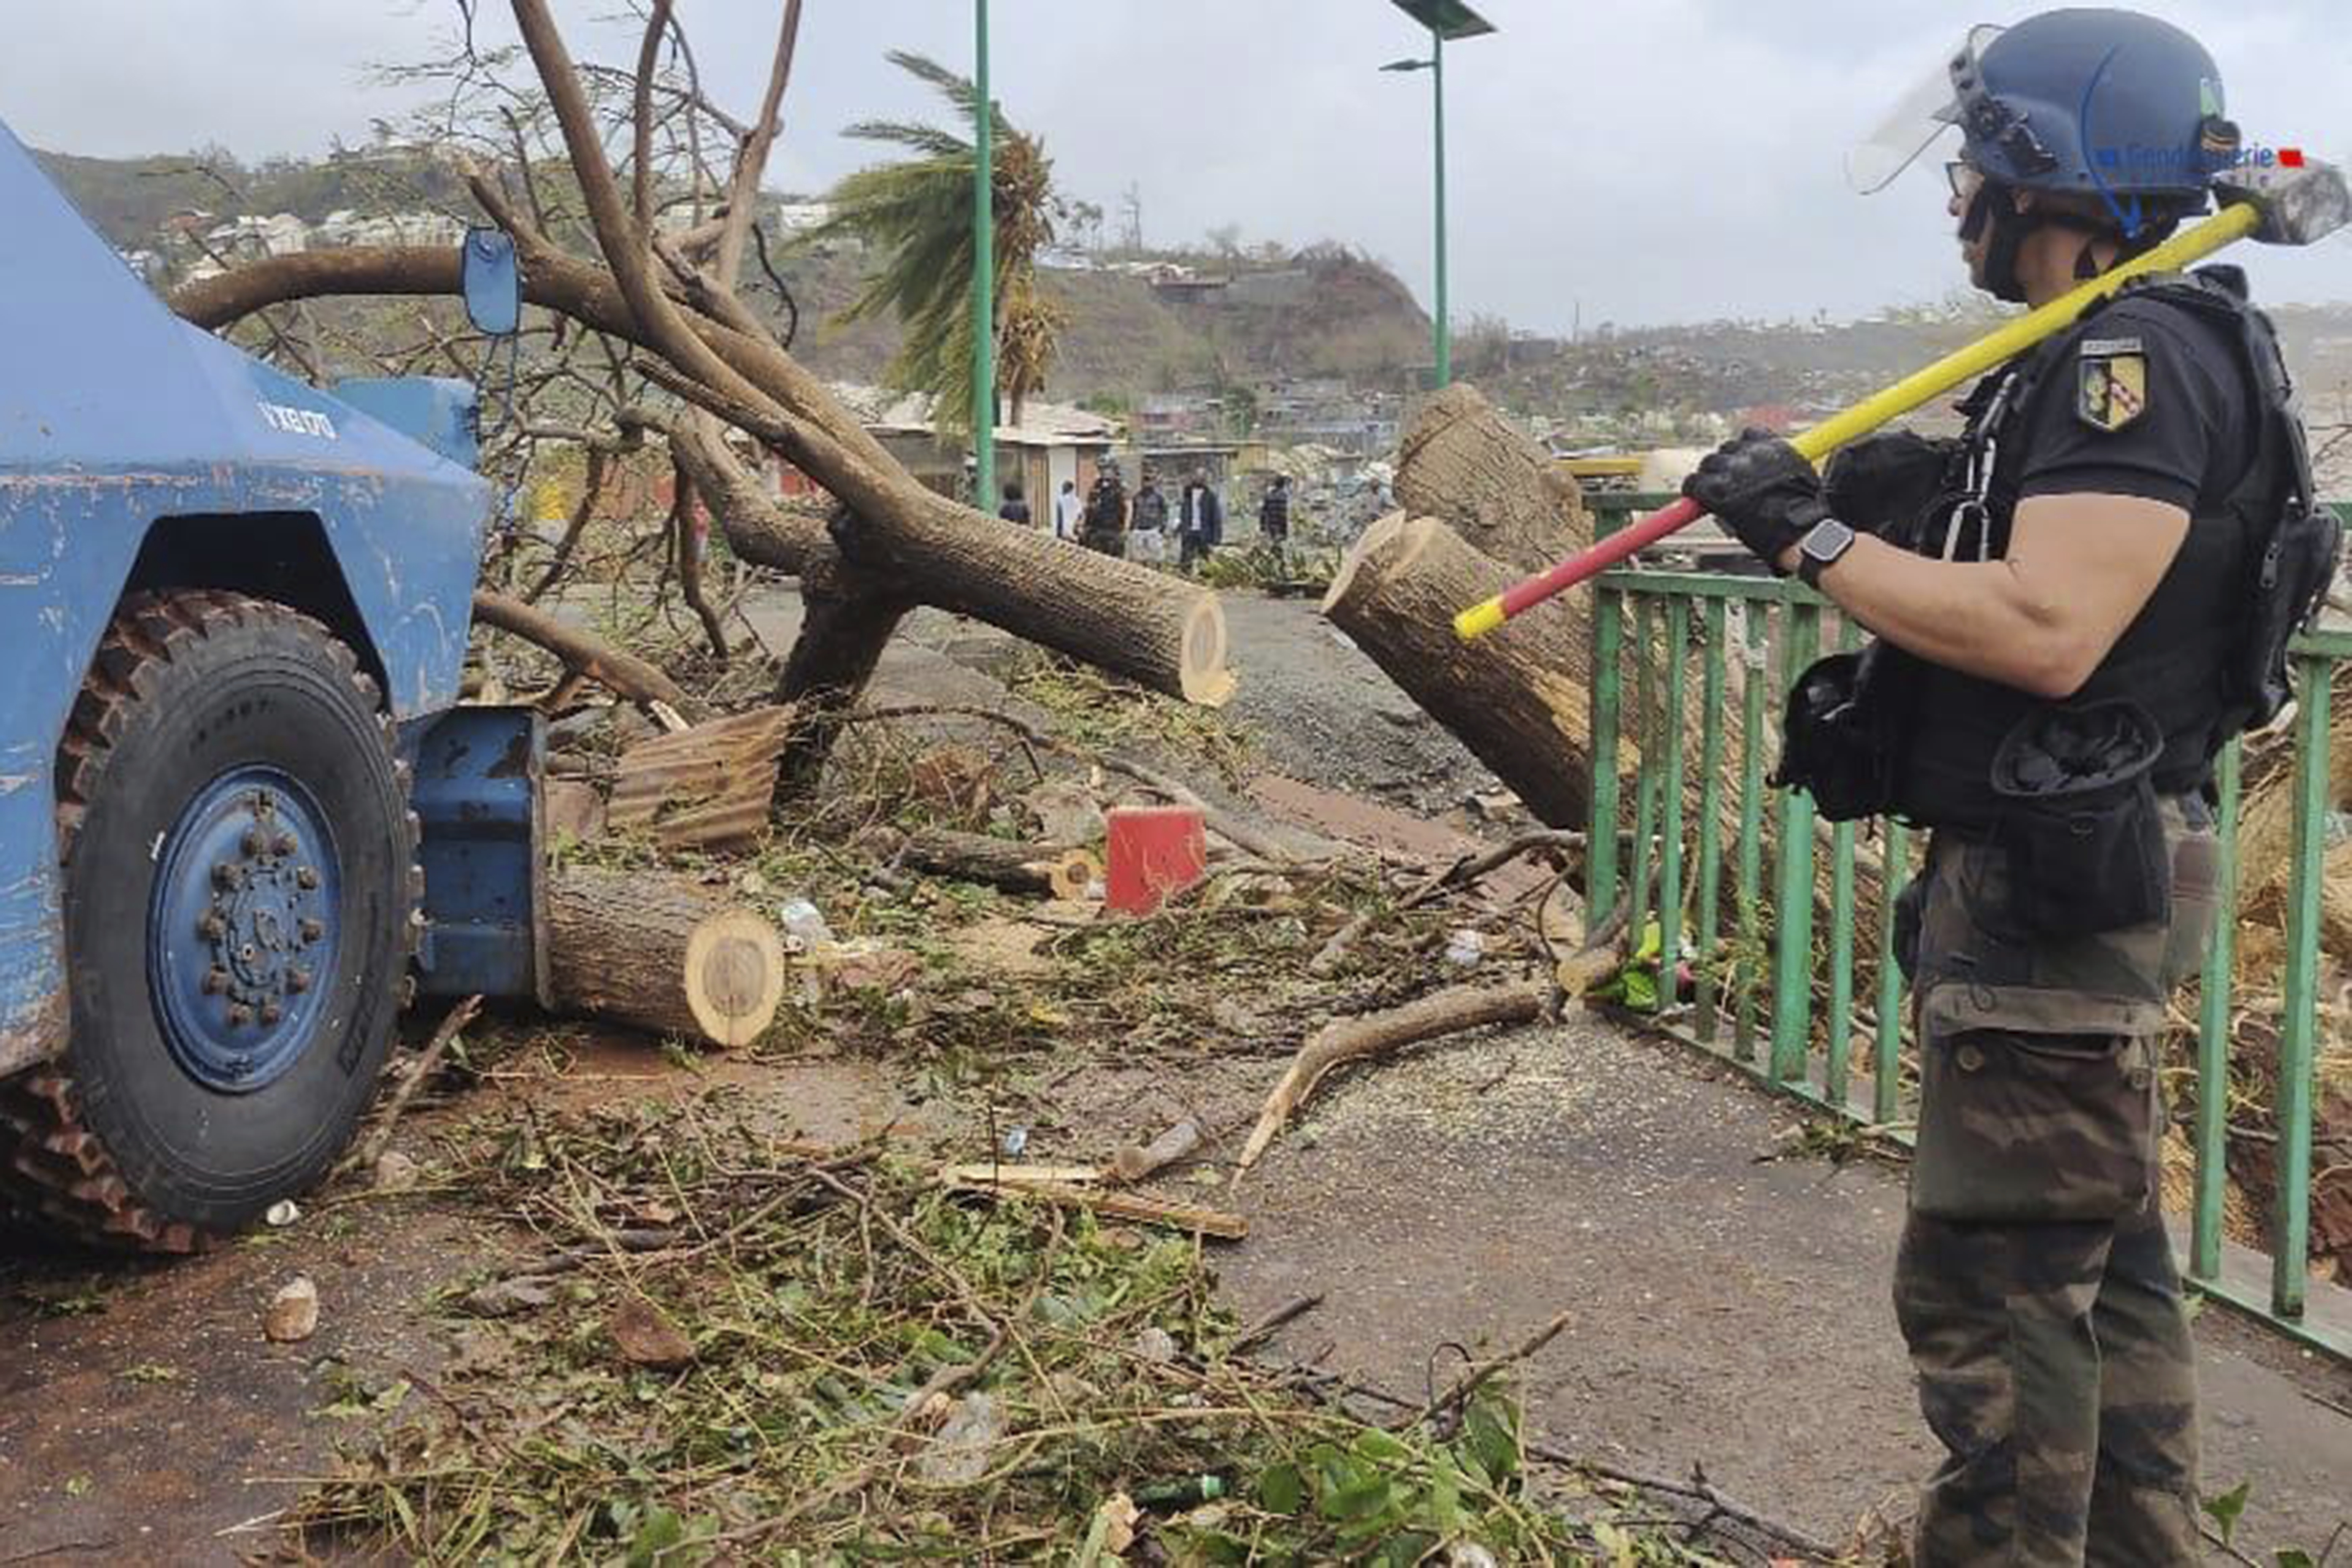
[149,766,341,1093]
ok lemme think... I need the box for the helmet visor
[1845,23,2004,195]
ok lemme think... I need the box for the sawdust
[1294,1021,1600,1148]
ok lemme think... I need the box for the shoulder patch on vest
[2076,350,2148,433]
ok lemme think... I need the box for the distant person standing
[1082,460,1129,557]
[1051,479,1081,542]
[1258,475,1292,548]
[998,479,1032,526]
[1129,473,1169,566]
[1177,470,1223,572]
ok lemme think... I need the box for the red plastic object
[1104,805,1207,915]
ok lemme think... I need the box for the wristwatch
[1795,518,1858,588]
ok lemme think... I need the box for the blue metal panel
[332,378,482,472]
[407,708,549,1007]
[0,119,493,1064]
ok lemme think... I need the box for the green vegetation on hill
[34,144,469,241]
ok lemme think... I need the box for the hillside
[34,143,2348,463]
[34,144,470,241]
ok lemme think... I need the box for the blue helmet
[1955,9,2229,205]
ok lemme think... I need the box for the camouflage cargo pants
[1894,805,2218,1565]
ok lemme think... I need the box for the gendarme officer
[1683,10,2334,1563]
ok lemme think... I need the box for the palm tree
[809,51,1062,440]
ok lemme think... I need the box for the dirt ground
[3,588,2348,1563]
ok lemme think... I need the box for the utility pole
[971,0,996,507]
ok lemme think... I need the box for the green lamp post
[1380,0,1495,389]
[971,0,996,507]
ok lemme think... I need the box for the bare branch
[629,0,675,239]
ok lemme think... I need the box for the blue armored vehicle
[0,122,537,1248]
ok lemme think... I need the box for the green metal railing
[1583,493,2352,1359]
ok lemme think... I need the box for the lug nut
[241,828,268,858]
[286,967,312,994]
[273,833,297,857]
[296,866,319,891]
[198,912,227,941]
[298,918,324,944]
[226,1004,252,1027]
[259,1002,283,1026]
[212,863,241,890]
[201,968,230,995]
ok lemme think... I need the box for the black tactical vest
[1891,268,2310,828]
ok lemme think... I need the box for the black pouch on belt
[1772,641,1919,823]
[1988,699,2170,936]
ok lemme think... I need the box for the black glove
[1682,427,1831,575]
[1823,431,1957,539]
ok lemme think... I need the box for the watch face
[1805,520,1856,562]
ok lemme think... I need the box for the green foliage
[2204,1478,2251,1547]
[999,648,1253,785]
[806,51,1060,440]
[1195,542,1340,596]
[290,1095,1707,1563]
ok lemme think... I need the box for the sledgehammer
[1452,156,2352,642]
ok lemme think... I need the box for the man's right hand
[1682,428,1832,574]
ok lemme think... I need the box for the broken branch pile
[286,1096,1778,1560]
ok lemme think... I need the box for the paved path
[1220,1013,2352,1558]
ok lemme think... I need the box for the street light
[1380,0,1495,389]
[971,0,996,507]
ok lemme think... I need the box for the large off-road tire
[0,592,416,1249]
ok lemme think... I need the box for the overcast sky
[4,1,2346,330]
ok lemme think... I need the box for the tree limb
[471,588,705,720]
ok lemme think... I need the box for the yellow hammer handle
[1787,200,2261,464]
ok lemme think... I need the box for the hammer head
[2215,156,2351,246]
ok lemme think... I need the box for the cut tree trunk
[1325,514,1878,960]
[1323,513,1599,828]
[874,826,1101,900]
[1395,383,1590,574]
[546,866,785,1046]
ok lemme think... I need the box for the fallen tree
[167,0,1235,798]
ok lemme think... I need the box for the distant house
[312,209,464,249]
[1150,271,1230,304]
[201,212,311,258]
[814,384,1122,512]
[771,201,833,233]
[1134,392,1220,441]
[1736,403,1800,434]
